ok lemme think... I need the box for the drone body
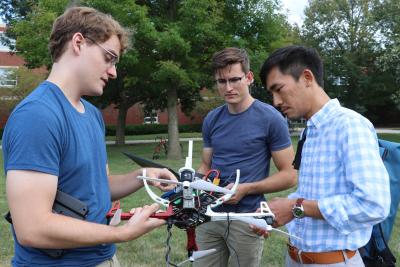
[106,140,297,266]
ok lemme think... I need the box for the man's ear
[302,69,314,87]
[246,71,254,84]
[71,33,85,54]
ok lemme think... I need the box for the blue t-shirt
[2,81,115,266]
[202,99,291,212]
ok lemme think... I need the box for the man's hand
[144,168,177,191]
[249,208,270,238]
[267,197,296,227]
[119,203,165,241]
[223,183,249,204]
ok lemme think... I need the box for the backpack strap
[292,127,308,170]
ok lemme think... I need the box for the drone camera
[180,169,195,182]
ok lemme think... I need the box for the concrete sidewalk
[1,130,398,149]
[105,137,203,145]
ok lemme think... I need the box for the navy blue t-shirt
[202,99,291,212]
[2,81,115,266]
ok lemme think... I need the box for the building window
[0,67,17,88]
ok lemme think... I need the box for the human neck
[47,61,84,112]
[304,87,330,119]
[227,96,255,114]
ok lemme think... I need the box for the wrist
[292,198,305,219]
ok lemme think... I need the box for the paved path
[376,129,400,134]
[105,137,203,145]
[0,130,399,150]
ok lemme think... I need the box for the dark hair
[212,47,250,75]
[259,45,324,88]
[49,6,129,62]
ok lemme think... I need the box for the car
[144,116,159,124]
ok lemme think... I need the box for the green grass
[1,135,399,266]
[378,133,400,142]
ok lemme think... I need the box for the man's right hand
[119,203,165,241]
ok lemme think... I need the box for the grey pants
[193,220,264,267]
[96,255,121,267]
[285,250,365,267]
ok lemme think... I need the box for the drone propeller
[122,152,180,179]
[137,175,234,194]
[234,216,302,241]
[190,179,233,194]
[109,208,122,226]
[176,249,217,266]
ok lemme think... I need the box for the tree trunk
[166,87,181,160]
[115,104,127,146]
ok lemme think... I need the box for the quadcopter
[106,140,299,266]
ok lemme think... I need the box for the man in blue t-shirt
[194,47,297,267]
[2,7,176,267]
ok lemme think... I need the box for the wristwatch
[292,198,305,219]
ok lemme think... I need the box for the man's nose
[272,92,282,107]
[107,65,117,79]
[225,81,234,91]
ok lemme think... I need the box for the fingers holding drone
[223,183,249,204]
[249,224,270,238]
[143,167,178,192]
[267,197,296,227]
[119,203,165,241]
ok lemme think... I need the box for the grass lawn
[0,134,399,266]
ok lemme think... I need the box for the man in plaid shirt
[259,45,390,267]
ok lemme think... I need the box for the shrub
[105,124,202,136]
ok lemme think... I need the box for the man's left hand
[223,183,249,204]
[144,168,178,191]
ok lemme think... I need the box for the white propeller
[235,216,302,240]
[190,179,233,194]
[176,249,217,266]
[137,176,234,194]
[235,216,269,229]
[109,208,122,226]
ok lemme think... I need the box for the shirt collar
[307,98,340,128]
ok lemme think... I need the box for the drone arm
[139,169,170,207]
[211,169,240,208]
[186,227,198,256]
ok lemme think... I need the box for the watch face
[293,207,304,218]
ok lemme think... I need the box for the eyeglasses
[215,75,246,88]
[85,36,119,68]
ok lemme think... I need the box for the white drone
[108,140,300,266]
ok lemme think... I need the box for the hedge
[0,124,202,139]
[105,124,202,136]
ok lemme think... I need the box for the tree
[138,0,294,159]
[374,0,400,118]
[130,0,225,159]
[301,0,399,123]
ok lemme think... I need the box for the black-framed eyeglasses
[85,36,119,68]
[215,75,246,87]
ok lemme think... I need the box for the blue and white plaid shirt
[287,99,390,252]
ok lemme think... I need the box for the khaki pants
[193,220,264,267]
[96,255,121,267]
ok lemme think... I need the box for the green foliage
[105,124,202,136]
[301,0,399,124]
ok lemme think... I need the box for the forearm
[197,162,210,176]
[14,212,127,249]
[109,170,144,201]
[245,168,297,195]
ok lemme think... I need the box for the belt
[287,243,356,264]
